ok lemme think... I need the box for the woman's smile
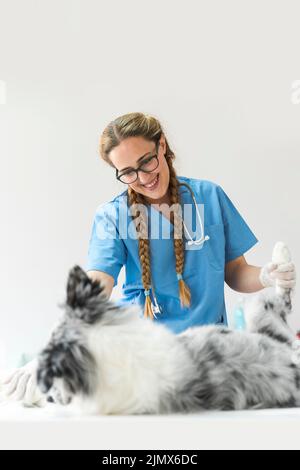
[141,173,160,191]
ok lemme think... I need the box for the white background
[0,0,299,369]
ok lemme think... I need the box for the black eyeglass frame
[115,141,161,184]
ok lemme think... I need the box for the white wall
[0,0,299,367]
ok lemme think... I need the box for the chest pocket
[204,223,225,271]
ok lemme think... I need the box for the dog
[36,266,300,415]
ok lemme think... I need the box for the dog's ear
[66,265,105,308]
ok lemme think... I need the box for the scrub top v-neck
[86,176,258,334]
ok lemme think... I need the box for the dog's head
[36,265,121,404]
[36,329,96,404]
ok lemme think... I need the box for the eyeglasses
[116,142,160,184]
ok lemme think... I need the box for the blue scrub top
[86,176,258,334]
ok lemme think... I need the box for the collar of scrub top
[142,181,210,316]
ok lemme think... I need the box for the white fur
[73,306,196,415]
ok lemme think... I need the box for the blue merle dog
[36,266,300,414]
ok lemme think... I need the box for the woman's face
[109,135,170,204]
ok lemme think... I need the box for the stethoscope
[179,181,210,247]
[149,181,210,317]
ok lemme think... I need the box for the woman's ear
[160,134,167,155]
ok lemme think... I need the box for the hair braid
[127,187,154,319]
[166,156,191,308]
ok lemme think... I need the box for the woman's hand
[1,358,46,407]
[259,261,296,289]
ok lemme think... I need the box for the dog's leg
[244,242,296,346]
[245,292,295,346]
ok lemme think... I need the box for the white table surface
[1,398,300,450]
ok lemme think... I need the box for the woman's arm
[225,255,264,293]
[86,270,114,299]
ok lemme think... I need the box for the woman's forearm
[226,263,264,293]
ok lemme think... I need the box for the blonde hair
[99,112,191,319]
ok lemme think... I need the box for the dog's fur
[36,266,300,414]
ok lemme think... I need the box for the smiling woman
[96,113,192,319]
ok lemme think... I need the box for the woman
[86,112,296,334]
[2,112,296,405]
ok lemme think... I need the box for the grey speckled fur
[36,266,300,414]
